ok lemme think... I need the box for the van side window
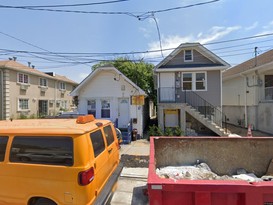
[103,125,114,145]
[0,136,8,162]
[10,137,73,166]
[90,130,105,157]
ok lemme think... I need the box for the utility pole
[254,47,258,67]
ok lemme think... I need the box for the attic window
[184,50,193,62]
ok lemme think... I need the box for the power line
[1,32,273,67]
[0,31,92,68]
[2,32,273,56]
[0,0,220,18]
[11,0,129,8]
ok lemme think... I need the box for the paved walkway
[120,139,150,156]
[111,140,150,205]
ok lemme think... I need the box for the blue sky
[1,0,273,83]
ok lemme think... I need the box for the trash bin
[132,128,138,141]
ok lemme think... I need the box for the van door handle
[108,148,113,154]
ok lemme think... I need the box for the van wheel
[34,198,57,205]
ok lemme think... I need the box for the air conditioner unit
[20,84,29,90]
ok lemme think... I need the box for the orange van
[0,115,121,205]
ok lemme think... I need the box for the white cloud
[199,26,241,44]
[146,25,241,58]
[245,22,258,31]
[139,27,151,38]
[255,21,273,36]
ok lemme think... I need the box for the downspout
[244,75,248,128]
[240,74,248,128]
[54,81,57,115]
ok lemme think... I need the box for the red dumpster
[148,137,273,205]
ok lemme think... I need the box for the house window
[184,50,193,62]
[265,75,273,100]
[101,99,110,118]
[18,73,29,84]
[18,99,29,110]
[59,82,66,90]
[182,73,192,90]
[39,78,48,87]
[182,72,206,91]
[195,73,206,90]
[87,100,96,116]
[61,100,68,110]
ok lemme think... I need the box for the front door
[118,98,129,129]
[38,100,48,117]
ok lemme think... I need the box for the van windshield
[10,136,73,166]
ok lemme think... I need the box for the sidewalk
[120,139,150,156]
[111,140,150,205]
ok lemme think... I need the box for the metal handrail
[184,90,227,133]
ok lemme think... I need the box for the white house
[223,49,273,134]
[70,65,147,138]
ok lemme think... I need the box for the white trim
[18,98,30,111]
[154,66,229,73]
[181,71,207,91]
[184,49,193,62]
[17,72,29,84]
[59,81,66,90]
[39,77,48,87]
[70,66,147,97]
[154,43,230,71]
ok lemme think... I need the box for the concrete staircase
[184,105,230,137]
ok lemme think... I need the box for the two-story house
[223,49,273,135]
[0,59,78,120]
[154,43,230,136]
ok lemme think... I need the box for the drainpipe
[244,76,248,128]
[54,81,58,115]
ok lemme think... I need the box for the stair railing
[184,90,227,133]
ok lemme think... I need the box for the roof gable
[70,65,146,96]
[154,43,230,71]
[223,49,273,79]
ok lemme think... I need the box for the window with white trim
[59,82,66,90]
[18,73,29,84]
[18,99,29,110]
[184,50,193,62]
[39,78,48,87]
[182,72,206,91]
[87,100,96,117]
[101,99,110,118]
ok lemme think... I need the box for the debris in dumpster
[156,162,273,183]
[156,163,234,181]
[233,173,262,182]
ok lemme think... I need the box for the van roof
[0,118,112,135]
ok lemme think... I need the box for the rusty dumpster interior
[154,137,273,177]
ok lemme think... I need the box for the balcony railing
[158,87,227,133]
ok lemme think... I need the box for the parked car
[0,115,122,205]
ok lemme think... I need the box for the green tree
[92,58,156,103]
